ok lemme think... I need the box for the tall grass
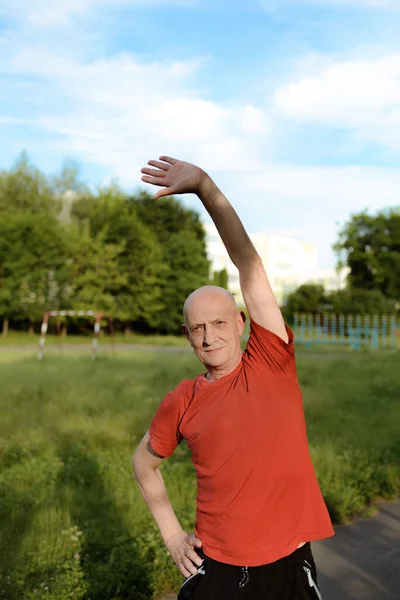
[0,350,399,599]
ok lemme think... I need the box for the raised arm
[141,156,288,342]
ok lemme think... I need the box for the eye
[216,321,224,326]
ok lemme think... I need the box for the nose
[203,325,217,347]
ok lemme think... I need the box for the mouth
[205,348,222,353]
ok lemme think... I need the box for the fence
[293,313,397,350]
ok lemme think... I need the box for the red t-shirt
[149,319,334,566]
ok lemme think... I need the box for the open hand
[165,530,204,578]
[141,156,208,199]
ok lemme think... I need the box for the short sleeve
[245,318,297,377]
[149,384,186,458]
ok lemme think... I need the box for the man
[133,156,334,599]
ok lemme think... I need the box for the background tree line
[0,153,398,335]
[0,153,211,335]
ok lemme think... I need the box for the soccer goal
[38,310,114,360]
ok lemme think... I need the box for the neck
[205,350,243,381]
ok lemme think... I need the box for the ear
[237,311,246,335]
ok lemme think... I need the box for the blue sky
[1,0,400,267]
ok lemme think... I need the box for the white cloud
[274,55,400,149]
[252,164,400,212]
[0,116,27,124]
[1,46,268,178]
[259,0,398,9]
[1,0,197,27]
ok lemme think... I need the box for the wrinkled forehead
[184,291,237,325]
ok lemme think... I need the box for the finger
[148,160,170,171]
[179,563,192,578]
[159,155,178,165]
[186,548,203,568]
[187,535,203,548]
[154,188,174,199]
[182,556,198,576]
[141,167,166,178]
[141,175,165,187]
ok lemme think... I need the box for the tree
[71,186,167,330]
[133,191,205,245]
[0,152,60,215]
[212,268,229,290]
[328,288,396,315]
[132,193,210,333]
[0,213,68,330]
[158,231,210,333]
[67,225,128,315]
[334,208,400,301]
[50,158,88,197]
[283,284,329,321]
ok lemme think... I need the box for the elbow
[238,252,263,273]
[250,253,263,268]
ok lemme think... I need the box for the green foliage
[329,288,397,315]
[284,283,397,321]
[158,230,210,333]
[66,225,128,314]
[211,268,229,290]
[132,193,210,333]
[72,185,167,328]
[133,191,205,245]
[334,207,400,301]
[0,152,60,216]
[284,283,328,321]
[0,212,69,322]
[50,159,89,198]
[22,526,89,600]
[0,155,211,332]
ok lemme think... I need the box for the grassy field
[0,349,399,599]
[1,328,398,355]
[0,331,189,347]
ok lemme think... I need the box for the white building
[204,222,349,306]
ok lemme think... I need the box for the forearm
[133,462,184,546]
[198,174,259,270]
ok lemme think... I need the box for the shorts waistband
[196,542,311,569]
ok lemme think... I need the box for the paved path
[159,500,400,600]
[314,499,400,600]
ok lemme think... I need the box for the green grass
[2,325,399,353]
[0,351,399,599]
[0,331,189,347]
[2,330,397,358]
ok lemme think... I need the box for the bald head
[183,286,238,324]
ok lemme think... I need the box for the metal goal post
[38,310,114,360]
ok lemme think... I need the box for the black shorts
[177,542,322,600]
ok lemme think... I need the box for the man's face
[182,291,245,370]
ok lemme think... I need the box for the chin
[202,353,227,368]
